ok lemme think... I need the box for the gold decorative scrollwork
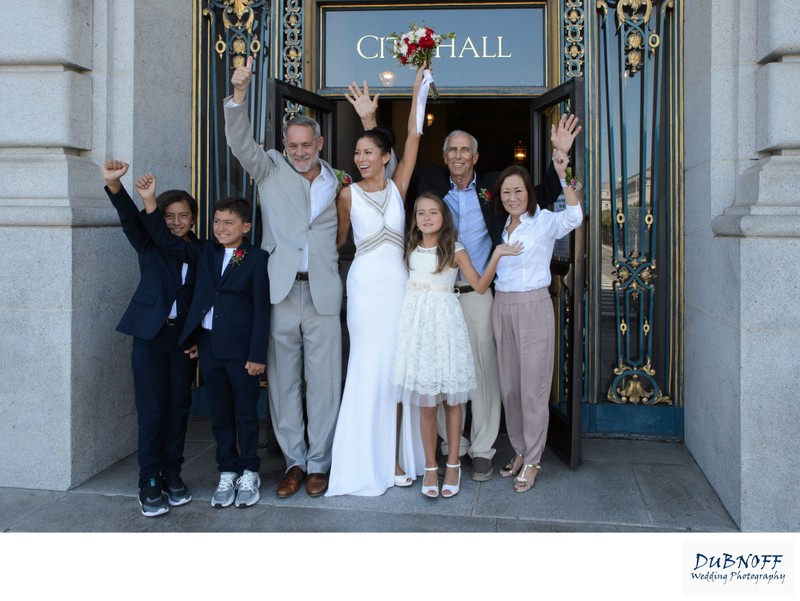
[616,0,653,27]
[207,0,265,68]
[625,29,644,73]
[564,0,585,78]
[221,0,255,33]
[611,250,656,300]
[608,357,673,405]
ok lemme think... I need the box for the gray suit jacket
[224,97,342,316]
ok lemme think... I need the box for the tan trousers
[437,288,502,461]
[491,288,554,465]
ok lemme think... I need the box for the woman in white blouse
[491,153,583,493]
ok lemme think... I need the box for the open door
[264,79,337,160]
[531,78,585,468]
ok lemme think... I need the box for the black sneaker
[163,476,193,507]
[138,478,169,517]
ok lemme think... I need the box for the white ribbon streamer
[415,69,434,134]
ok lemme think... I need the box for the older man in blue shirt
[407,117,580,481]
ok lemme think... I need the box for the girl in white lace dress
[393,193,521,498]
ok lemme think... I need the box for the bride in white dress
[326,67,427,496]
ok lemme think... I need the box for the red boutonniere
[335,169,353,186]
[230,248,247,266]
[478,188,492,205]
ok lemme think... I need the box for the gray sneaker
[211,471,237,508]
[164,476,192,507]
[138,478,169,517]
[471,457,494,482]
[235,470,261,507]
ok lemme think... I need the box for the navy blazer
[407,162,563,247]
[141,210,270,365]
[107,185,199,340]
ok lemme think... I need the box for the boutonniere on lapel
[478,187,492,206]
[230,248,247,267]
[334,169,353,194]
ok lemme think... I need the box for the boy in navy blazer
[104,160,200,517]
[137,173,270,508]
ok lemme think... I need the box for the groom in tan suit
[224,57,351,497]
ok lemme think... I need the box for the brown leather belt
[454,285,474,294]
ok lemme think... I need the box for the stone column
[685,0,800,530]
[0,0,192,490]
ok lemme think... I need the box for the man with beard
[224,57,374,498]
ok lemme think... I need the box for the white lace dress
[326,181,425,497]
[392,243,477,407]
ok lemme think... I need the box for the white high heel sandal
[394,473,413,487]
[421,466,439,498]
[441,462,461,498]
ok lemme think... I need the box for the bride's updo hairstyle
[358,127,395,157]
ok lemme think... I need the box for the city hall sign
[319,3,547,95]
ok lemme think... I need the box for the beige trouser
[437,287,502,461]
[491,288,554,466]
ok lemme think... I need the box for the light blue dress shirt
[444,175,493,278]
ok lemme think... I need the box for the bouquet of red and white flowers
[389,23,454,68]
[388,23,455,98]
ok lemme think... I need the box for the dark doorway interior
[334,98,531,178]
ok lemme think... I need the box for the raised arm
[391,65,426,201]
[136,174,202,265]
[104,159,154,254]
[103,159,128,195]
[225,55,273,184]
[536,114,583,208]
[346,81,398,178]
[552,149,581,208]
[454,242,523,294]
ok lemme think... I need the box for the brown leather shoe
[276,466,306,498]
[306,472,328,497]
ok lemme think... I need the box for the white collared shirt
[494,203,583,292]
[299,165,335,272]
[201,248,235,330]
[168,262,189,319]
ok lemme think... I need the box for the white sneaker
[235,470,261,507]
[211,471,237,507]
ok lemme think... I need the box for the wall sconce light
[514,140,527,163]
[378,71,396,87]
[426,113,435,127]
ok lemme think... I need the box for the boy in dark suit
[103,160,200,517]
[136,173,270,508]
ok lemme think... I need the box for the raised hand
[550,113,582,154]
[346,81,380,129]
[135,173,158,212]
[103,159,129,194]
[231,55,254,104]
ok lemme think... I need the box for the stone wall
[685,0,800,530]
[0,0,192,489]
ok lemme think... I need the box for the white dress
[392,243,477,407]
[326,181,425,497]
